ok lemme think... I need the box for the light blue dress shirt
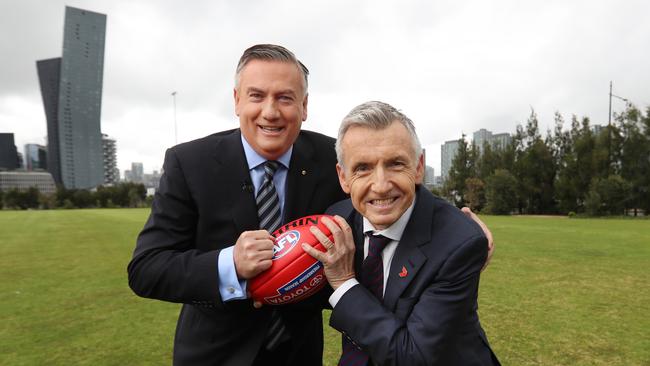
[217,134,293,301]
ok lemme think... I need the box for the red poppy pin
[398,266,408,278]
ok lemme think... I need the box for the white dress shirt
[329,199,416,307]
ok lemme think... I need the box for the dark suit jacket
[327,186,500,366]
[127,129,346,366]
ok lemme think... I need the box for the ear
[414,153,425,184]
[233,88,241,116]
[301,93,308,121]
[336,163,351,194]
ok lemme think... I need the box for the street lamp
[171,91,178,145]
[607,81,628,175]
[608,81,628,126]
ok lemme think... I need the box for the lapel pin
[301,170,307,176]
[398,266,408,278]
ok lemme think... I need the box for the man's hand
[302,216,356,290]
[233,230,275,280]
[461,207,494,271]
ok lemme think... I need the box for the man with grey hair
[305,101,500,365]
[129,44,494,366]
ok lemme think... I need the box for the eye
[278,95,294,102]
[353,163,369,173]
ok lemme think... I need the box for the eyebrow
[246,86,297,97]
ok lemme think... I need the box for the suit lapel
[383,187,434,311]
[213,130,259,233]
[283,133,319,221]
[351,213,365,274]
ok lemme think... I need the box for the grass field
[1,209,649,365]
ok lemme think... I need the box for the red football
[249,214,333,305]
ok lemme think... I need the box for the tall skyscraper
[37,6,107,189]
[102,134,119,185]
[36,58,62,182]
[472,128,511,153]
[473,128,493,153]
[24,144,48,171]
[490,133,511,150]
[131,162,144,183]
[441,139,460,182]
[0,133,20,170]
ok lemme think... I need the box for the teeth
[372,198,395,205]
[260,126,282,132]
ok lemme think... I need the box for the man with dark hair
[128,46,494,366]
[305,101,500,365]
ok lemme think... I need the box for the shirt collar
[241,133,292,170]
[363,197,416,242]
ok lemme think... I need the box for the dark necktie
[256,161,287,351]
[338,234,392,366]
[256,160,281,233]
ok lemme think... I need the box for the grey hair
[235,44,309,92]
[335,101,422,166]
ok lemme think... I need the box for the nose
[261,100,280,121]
[370,167,391,194]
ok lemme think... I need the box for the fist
[233,230,274,279]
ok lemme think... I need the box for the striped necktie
[256,160,281,233]
[256,160,287,350]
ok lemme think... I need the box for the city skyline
[2,1,649,175]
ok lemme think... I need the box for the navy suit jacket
[327,186,500,366]
[127,129,346,366]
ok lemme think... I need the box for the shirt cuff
[217,246,247,301]
[328,278,360,307]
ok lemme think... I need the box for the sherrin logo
[272,230,300,260]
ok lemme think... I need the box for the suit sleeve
[329,234,487,366]
[127,148,225,306]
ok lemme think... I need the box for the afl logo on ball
[273,230,300,260]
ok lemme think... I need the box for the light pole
[607,81,628,175]
[171,91,178,145]
[608,81,628,126]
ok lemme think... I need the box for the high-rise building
[472,128,511,153]
[441,139,460,182]
[36,58,62,182]
[102,134,119,185]
[0,133,20,170]
[36,6,107,189]
[490,133,511,150]
[24,144,48,171]
[591,124,604,136]
[473,128,492,153]
[131,162,144,183]
[425,165,435,186]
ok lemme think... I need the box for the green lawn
[1,210,648,365]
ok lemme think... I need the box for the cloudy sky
[1,0,648,175]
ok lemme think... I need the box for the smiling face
[336,121,424,229]
[234,59,308,160]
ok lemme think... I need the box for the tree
[464,177,485,212]
[484,169,518,214]
[443,135,475,207]
[2,187,39,209]
[615,105,649,215]
[516,109,556,213]
[586,175,632,216]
